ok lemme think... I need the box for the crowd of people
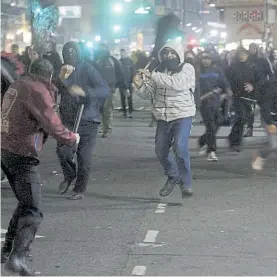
[1,36,276,275]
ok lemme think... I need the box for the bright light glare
[135,7,149,14]
[176,36,182,41]
[10,2,16,6]
[186,23,192,26]
[114,39,120,43]
[113,25,121,32]
[192,27,197,31]
[113,4,123,13]
[95,35,101,42]
[124,0,132,2]
[209,3,216,7]
[200,38,206,43]
[220,32,227,39]
[210,29,218,36]
[86,41,93,48]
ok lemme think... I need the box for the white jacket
[136,40,196,122]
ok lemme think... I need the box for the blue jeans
[155,117,193,189]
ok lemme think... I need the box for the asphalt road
[1,111,277,276]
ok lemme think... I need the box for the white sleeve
[151,64,196,93]
[134,79,156,100]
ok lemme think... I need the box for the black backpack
[96,57,116,87]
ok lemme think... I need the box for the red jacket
[1,74,77,158]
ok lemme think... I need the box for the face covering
[163,58,179,71]
[63,47,78,66]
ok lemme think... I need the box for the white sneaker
[252,156,266,171]
[199,147,206,156]
[207,152,219,162]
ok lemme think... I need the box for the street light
[209,3,216,7]
[86,41,93,48]
[95,35,101,42]
[186,23,192,27]
[113,3,123,13]
[113,25,121,32]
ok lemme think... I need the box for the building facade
[216,0,277,46]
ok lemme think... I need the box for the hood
[158,40,184,64]
[62,41,84,65]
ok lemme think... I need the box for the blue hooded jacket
[59,42,109,126]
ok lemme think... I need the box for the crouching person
[133,40,196,198]
[1,59,79,275]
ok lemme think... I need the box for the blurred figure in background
[228,47,261,152]
[198,51,232,162]
[94,43,127,138]
[120,49,135,118]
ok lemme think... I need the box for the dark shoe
[58,180,73,194]
[128,113,133,118]
[159,178,179,197]
[5,255,40,276]
[68,193,84,200]
[230,145,241,152]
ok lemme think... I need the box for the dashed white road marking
[1,229,45,242]
[143,230,159,243]
[155,203,167,213]
[131,266,147,276]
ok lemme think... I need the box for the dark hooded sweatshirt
[59,42,109,126]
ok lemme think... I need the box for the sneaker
[252,156,266,171]
[128,112,133,118]
[159,178,179,197]
[102,133,111,138]
[178,183,194,198]
[68,193,84,200]
[207,152,218,162]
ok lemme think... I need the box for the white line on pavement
[131,266,147,276]
[143,230,159,243]
[155,203,167,213]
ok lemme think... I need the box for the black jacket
[228,60,261,98]
[120,57,135,86]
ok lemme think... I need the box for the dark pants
[1,149,43,254]
[199,100,221,153]
[229,98,253,147]
[155,117,193,189]
[245,102,255,129]
[120,87,133,114]
[56,122,98,193]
